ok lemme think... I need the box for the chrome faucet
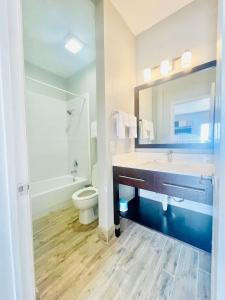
[71,160,78,175]
[167,150,173,162]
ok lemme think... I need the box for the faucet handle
[74,160,78,167]
[167,150,173,162]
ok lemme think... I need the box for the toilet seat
[72,187,98,201]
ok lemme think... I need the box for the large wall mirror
[135,61,216,149]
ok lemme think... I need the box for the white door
[0,0,35,299]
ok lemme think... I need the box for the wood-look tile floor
[33,205,211,300]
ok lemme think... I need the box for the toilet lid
[72,187,98,201]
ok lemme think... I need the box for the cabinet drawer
[155,172,213,205]
[116,167,154,191]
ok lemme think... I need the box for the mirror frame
[135,60,217,149]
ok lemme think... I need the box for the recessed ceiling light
[65,36,83,55]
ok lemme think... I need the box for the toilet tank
[92,163,98,188]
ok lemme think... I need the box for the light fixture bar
[142,50,193,82]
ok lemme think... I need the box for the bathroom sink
[113,156,214,177]
[140,160,189,169]
[138,160,214,177]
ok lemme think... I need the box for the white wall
[26,91,69,182]
[25,63,70,182]
[25,62,68,100]
[96,0,136,232]
[67,63,97,167]
[104,1,135,155]
[25,63,92,183]
[67,96,91,180]
[136,0,218,84]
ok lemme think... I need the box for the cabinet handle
[200,175,212,184]
[119,175,145,182]
[162,182,204,192]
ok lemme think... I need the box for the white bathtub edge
[31,176,88,220]
[32,200,72,220]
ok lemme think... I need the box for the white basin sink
[114,159,214,177]
[140,160,189,168]
[140,161,192,172]
[138,160,214,177]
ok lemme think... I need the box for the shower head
[67,110,73,115]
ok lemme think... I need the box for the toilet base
[79,206,98,224]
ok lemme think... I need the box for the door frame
[1,0,225,299]
[211,0,225,299]
[0,0,35,299]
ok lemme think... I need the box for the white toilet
[72,164,98,224]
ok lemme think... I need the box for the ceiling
[111,0,195,36]
[22,0,95,78]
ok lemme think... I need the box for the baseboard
[98,225,115,243]
[36,288,40,300]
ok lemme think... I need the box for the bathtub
[30,175,88,220]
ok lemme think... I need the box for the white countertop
[113,157,214,177]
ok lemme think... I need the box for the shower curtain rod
[25,76,84,98]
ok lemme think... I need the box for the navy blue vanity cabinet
[154,172,213,205]
[115,167,155,191]
[113,166,213,252]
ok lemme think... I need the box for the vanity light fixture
[65,36,83,55]
[143,68,152,82]
[160,59,172,76]
[181,50,192,68]
[143,50,193,82]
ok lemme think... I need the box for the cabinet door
[116,167,155,191]
[155,172,213,205]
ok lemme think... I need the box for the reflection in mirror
[138,67,216,146]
